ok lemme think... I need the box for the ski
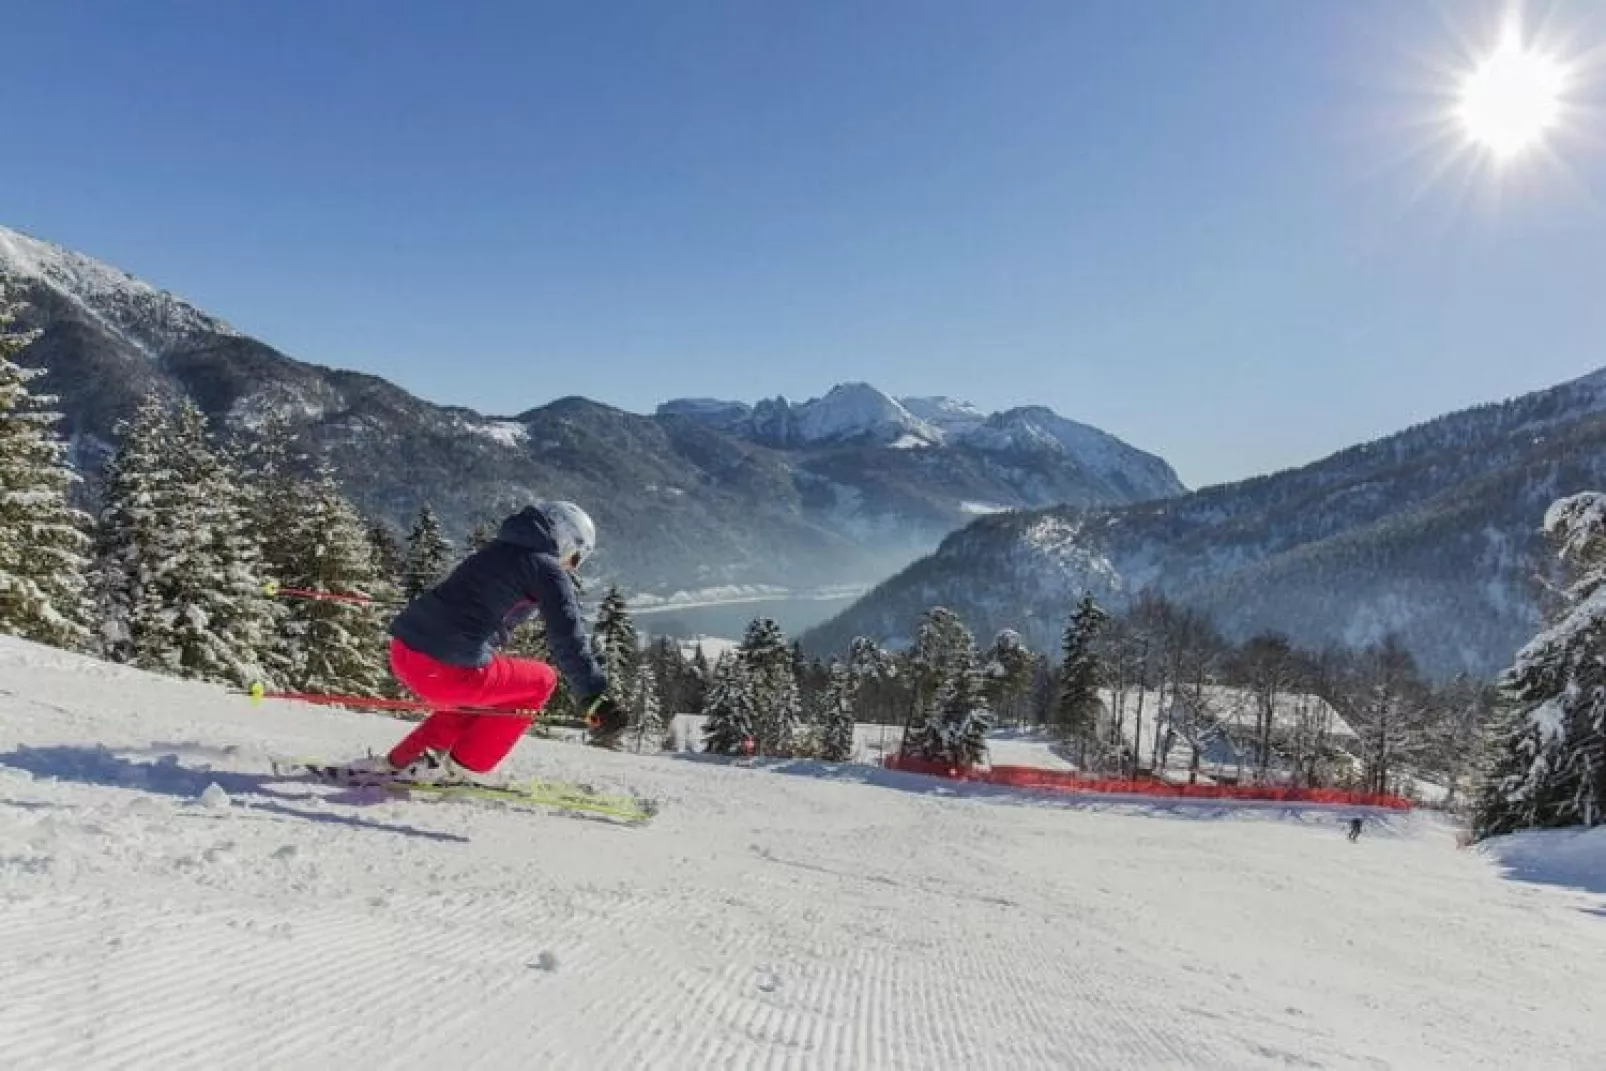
[269,758,658,824]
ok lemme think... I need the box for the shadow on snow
[0,743,468,844]
[1476,826,1606,916]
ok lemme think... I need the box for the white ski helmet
[540,500,596,567]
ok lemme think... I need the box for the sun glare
[1456,30,1568,160]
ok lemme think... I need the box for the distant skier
[346,501,626,782]
[1347,816,1364,842]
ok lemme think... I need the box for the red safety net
[882,753,1412,810]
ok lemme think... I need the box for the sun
[1455,30,1569,160]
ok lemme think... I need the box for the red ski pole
[247,685,541,719]
[261,580,402,608]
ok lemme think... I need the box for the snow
[791,383,942,446]
[960,500,1012,515]
[1477,825,1606,903]
[899,395,988,437]
[627,583,869,614]
[958,407,1185,498]
[0,224,237,355]
[466,420,528,448]
[673,635,740,663]
[4,635,1606,1069]
[626,583,791,612]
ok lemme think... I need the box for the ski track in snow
[1,637,1604,1069]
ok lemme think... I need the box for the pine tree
[95,395,173,663]
[820,661,857,762]
[643,635,698,718]
[591,585,640,689]
[632,662,664,752]
[702,654,758,755]
[688,643,712,711]
[97,397,274,686]
[1476,493,1606,837]
[905,609,970,724]
[902,608,993,767]
[1057,594,1109,761]
[402,504,452,599]
[982,630,1037,726]
[366,518,406,585]
[0,288,91,649]
[738,617,801,756]
[234,416,307,684]
[276,464,394,694]
[932,656,993,766]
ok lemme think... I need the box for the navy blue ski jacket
[389,506,609,702]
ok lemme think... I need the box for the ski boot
[340,749,471,787]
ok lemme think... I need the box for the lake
[631,594,860,643]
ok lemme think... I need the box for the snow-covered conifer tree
[632,662,664,752]
[1476,493,1606,837]
[702,654,758,756]
[592,585,640,689]
[366,519,405,587]
[233,416,307,683]
[95,395,172,663]
[738,617,801,755]
[276,464,393,694]
[1057,594,1108,757]
[982,629,1036,726]
[0,287,91,648]
[402,504,452,599]
[820,661,857,762]
[903,608,992,766]
[97,397,274,686]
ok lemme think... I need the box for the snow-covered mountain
[662,384,943,448]
[808,368,1606,678]
[659,384,1186,502]
[0,226,236,355]
[1,223,1184,597]
[899,395,988,437]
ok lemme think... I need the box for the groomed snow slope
[2,637,1603,1070]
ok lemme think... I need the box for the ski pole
[261,580,403,608]
[246,685,541,719]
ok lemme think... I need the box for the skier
[1347,816,1364,842]
[347,501,626,783]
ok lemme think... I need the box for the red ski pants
[387,639,558,773]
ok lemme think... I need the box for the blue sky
[5,0,1604,487]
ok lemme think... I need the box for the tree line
[3,287,1598,834]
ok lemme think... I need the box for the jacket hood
[495,506,560,554]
